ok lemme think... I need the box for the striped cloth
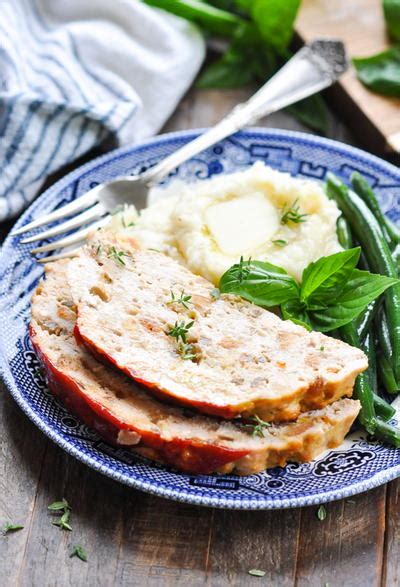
[0,0,205,221]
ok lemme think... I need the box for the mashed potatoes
[116,162,342,284]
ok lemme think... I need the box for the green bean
[379,354,399,394]
[339,321,400,444]
[351,172,400,249]
[142,0,245,36]
[362,330,377,393]
[327,173,400,382]
[356,300,379,342]
[336,216,353,249]
[376,307,393,360]
[374,394,396,421]
[340,322,376,432]
[372,419,400,447]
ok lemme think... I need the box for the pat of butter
[204,193,279,256]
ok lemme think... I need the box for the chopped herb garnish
[272,239,288,247]
[210,288,220,300]
[237,256,252,283]
[248,569,266,577]
[280,199,309,225]
[48,499,70,512]
[49,498,72,531]
[167,320,194,344]
[317,504,327,521]
[108,246,128,266]
[2,523,24,535]
[243,415,271,438]
[320,345,325,351]
[52,509,72,531]
[177,343,197,361]
[70,544,88,562]
[167,290,192,309]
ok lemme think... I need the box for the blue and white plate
[1,128,400,510]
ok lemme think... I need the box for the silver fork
[12,39,348,262]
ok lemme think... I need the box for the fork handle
[141,39,347,186]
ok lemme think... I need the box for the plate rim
[1,127,400,510]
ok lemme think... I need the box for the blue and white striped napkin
[0,0,205,221]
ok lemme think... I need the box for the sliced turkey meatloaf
[30,260,360,475]
[68,232,367,421]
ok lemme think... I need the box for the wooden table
[1,87,399,587]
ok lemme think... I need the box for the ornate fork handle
[141,39,347,186]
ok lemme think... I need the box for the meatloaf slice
[30,260,360,476]
[68,233,367,421]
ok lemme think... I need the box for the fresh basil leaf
[353,47,400,97]
[300,248,361,304]
[281,300,313,331]
[143,0,244,37]
[308,269,399,332]
[251,0,301,53]
[197,51,255,88]
[219,260,300,307]
[286,93,329,135]
[384,0,400,41]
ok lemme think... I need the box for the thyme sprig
[280,199,309,225]
[177,342,197,361]
[107,246,129,266]
[70,544,88,562]
[167,290,192,309]
[2,523,24,535]
[237,256,252,284]
[48,498,72,531]
[243,415,271,438]
[167,320,194,344]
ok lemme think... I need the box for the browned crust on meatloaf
[29,260,360,475]
[67,232,367,421]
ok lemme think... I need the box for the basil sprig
[219,248,399,332]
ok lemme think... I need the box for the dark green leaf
[384,0,400,41]
[308,269,399,332]
[300,248,361,304]
[251,0,301,52]
[286,93,329,135]
[70,544,88,562]
[219,260,300,307]
[353,47,400,97]
[197,49,255,88]
[281,300,313,331]
[2,523,24,534]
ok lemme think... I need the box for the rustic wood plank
[206,508,301,586]
[0,386,48,585]
[382,479,400,587]
[297,0,400,155]
[295,487,386,587]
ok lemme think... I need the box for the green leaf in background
[384,0,400,41]
[219,259,300,307]
[197,23,276,88]
[307,269,400,332]
[286,94,329,135]
[251,0,301,53]
[300,248,361,305]
[353,46,400,97]
[142,0,245,37]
